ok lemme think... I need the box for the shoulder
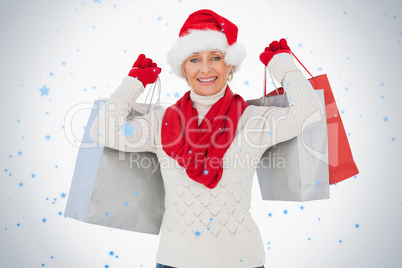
[148,106,166,121]
[242,104,273,118]
[237,104,279,130]
[131,105,166,127]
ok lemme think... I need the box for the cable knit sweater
[90,53,323,268]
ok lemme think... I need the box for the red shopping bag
[266,52,359,184]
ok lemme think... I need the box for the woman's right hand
[128,54,162,87]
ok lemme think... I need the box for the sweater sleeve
[90,76,162,154]
[244,53,324,150]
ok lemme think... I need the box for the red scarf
[161,85,248,189]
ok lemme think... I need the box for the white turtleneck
[190,84,227,125]
[90,53,323,268]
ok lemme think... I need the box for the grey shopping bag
[65,83,165,234]
[247,89,330,202]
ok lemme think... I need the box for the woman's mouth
[197,76,218,84]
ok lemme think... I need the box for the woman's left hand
[259,38,291,66]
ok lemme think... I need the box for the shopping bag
[247,89,330,201]
[65,82,165,235]
[266,53,359,184]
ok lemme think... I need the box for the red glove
[259,38,291,66]
[128,54,162,87]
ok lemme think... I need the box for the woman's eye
[190,58,199,63]
[212,56,221,61]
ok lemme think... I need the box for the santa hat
[167,9,246,79]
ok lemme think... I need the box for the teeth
[198,77,217,82]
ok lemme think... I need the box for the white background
[0,0,401,267]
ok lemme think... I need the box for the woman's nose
[200,61,211,73]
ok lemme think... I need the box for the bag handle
[143,76,162,113]
[263,50,314,98]
[290,51,314,78]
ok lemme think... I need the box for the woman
[91,9,322,268]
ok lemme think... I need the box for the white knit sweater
[91,53,323,268]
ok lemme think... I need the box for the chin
[195,83,225,96]
[194,88,218,96]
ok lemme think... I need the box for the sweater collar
[190,84,227,109]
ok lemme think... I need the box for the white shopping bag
[65,81,165,234]
[247,89,330,201]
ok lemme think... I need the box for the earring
[228,70,234,81]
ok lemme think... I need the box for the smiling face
[183,50,230,96]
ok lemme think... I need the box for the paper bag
[247,89,330,201]
[65,100,165,235]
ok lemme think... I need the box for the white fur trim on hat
[167,30,246,79]
[225,42,246,71]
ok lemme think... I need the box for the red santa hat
[167,9,246,79]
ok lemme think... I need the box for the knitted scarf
[161,85,248,189]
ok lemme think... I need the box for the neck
[190,84,228,124]
[190,84,227,108]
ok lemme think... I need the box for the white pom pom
[224,43,247,70]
